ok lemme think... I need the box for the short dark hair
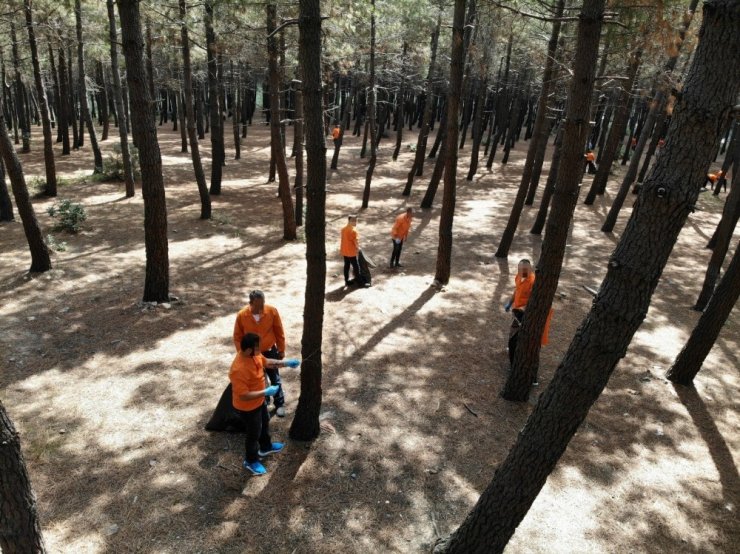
[348,215,357,221]
[240,333,260,352]
[519,259,532,265]
[406,207,413,213]
[249,290,265,303]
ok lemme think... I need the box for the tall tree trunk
[55,46,71,155]
[584,46,643,204]
[0,402,47,553]
[521,0,564,204]
[75,0,104,173]
[433,0,466,286]
[694,169,740,310]
[403,15,441,195]
[97,61,110,140]
[107,0,135,198]
[502,0,606,401]
[392,43,407,161]
[0,96,51,272]
[117,0,170,302]
[67,45,80,150]
[24,0,57,196]
[713,120,739,196]
[0,158,14,221]
[361,0,377,210]
[433,2,739,550]
[10,23,30,153]
[457,0,478,151]
[179,0,211,220]
[232,62,241,160]
[530,126,564,234]
[293,81,304,226]
[47,43,65,147]
[178,88,187,153]
[266,4,297,239]
[145,18,155,119]
[329,76,352,170]
[205,0,224,195]
[668,240,740,385]
[602,0,699,232]
[289,0,326,441]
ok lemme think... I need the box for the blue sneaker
[243,460,267,475]
[258,442,285,457]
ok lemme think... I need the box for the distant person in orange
[504,259,552,385]
[584,149,597,174]
[340,215,369,287]
[233,290,288,417]
[390,207,413,268]
[230,332,296,476]
[704,170,725,190]
[332,124,341,147]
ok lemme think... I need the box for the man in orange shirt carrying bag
[390,208,413,268]
[233,290,288,417]
[340,215,370,287]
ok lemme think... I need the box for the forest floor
[1,121,738,554]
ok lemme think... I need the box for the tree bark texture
[205,1,224,195]
[433,2,739,550]
[289,0,326,441]
[0,158,14,221]
[118,0,170,302]
[361,0,377,210]
[293,82,304,227]
[75,0,104,173]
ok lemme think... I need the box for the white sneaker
[276,407,286,417]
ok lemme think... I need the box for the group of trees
[1,0,738,552]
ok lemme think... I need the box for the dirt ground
[1,119,738,554]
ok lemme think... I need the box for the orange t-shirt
[513,273,535,309]
[229,353,267,412]
[391,214,412,241]
[340,224,359,257]
[332,127,341,140]
[586,152,595,162]
[233,305,286,353]
[707,172,719,183]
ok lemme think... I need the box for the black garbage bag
[204,383,247,432]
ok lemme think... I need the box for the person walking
[340,215,369,287]
[390,208,413,268]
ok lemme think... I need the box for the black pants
[585,161,597,174]
[344,256,360,284]
[390,239,404,266]
[262,345,285,408]
[508,309,525,365]
[236,402,272,463]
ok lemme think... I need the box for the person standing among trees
[332,124,341,147]
[584,149,597,174]
[504,260,551,380]
[233,291,288,417]
[230,333,296,475]
[390,207,413,268]
[340,215,369,287]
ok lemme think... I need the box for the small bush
[45,234,67,252]
[101,142,140,182]
[47,199,87,233]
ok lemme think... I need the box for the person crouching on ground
[230,333,289,476]
[390,207,413,268]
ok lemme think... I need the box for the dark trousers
[344,256,360,284]
[390,239,404,266]
[236,402,272,463]
[262,345,285,408]
[585,161,597,174]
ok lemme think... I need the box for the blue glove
[284,358,300,368]
[265,385,280,397]
[504,300,513,312]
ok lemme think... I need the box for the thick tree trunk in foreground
[0,159,14,221]
[293,82,304,226]
[433,2,739,551]
[25,0,57,197]
[266,4,297,239]
[668,241,740,385]
[118,0,170,302]
[75,0,104,173]
[361,1,377,210]
[433,0,466,285]
[502,0,606,401]
[403,15,441,195]
[0,402,47,553]
[289,0,326,441]
[694,168,740,310]
[0,97,51,273]
[107,0,135,198]
[712,120,739,196]
[180,0,211,220]
[205,0,224,195]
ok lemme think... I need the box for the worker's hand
[393,238,401,245]
[504,300,513,312]
[277,351,285,360]
[265,385,280,397]
[284,358,300,368]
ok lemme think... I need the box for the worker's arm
[264,358,300,369]
[232,313,243,352]
[238,388,272,401]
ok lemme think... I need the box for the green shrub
[47,199,87,233]
[101,142,140,181]
[45,235,68,252]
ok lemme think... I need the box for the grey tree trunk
[75,0,104,173]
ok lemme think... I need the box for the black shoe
[395,263,404,268]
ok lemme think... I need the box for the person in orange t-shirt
[341,215,369,287]
[233,290,288,416]
[704,170,724,190]
[390,207,413,268]
[230,333,293,476]
[504,260,553,385]
[584,150,597,174]
[331,124,341,146]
